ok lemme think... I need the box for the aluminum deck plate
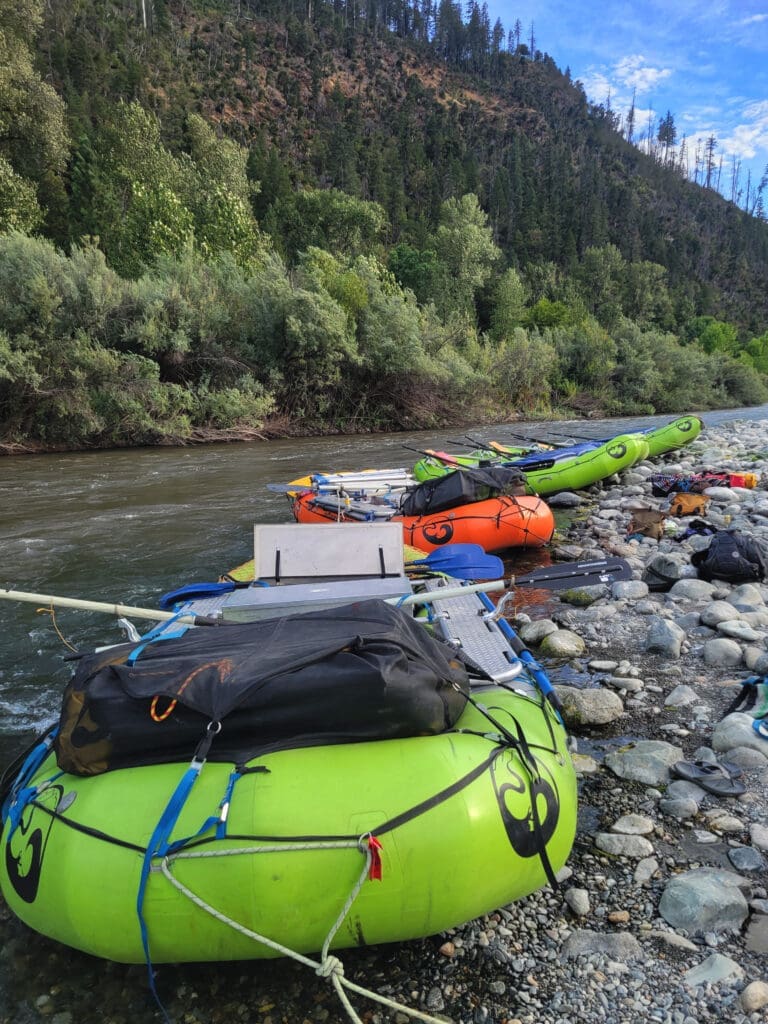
[422,579,533,690]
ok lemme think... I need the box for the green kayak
[414,433,650,496]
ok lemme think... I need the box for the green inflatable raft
[642,415,703,457]
[1,691,576,964]
[414,432,649,496]
[0,525,577,967]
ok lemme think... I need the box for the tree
[0,0,68,224]
[388,243,446,305]
[432,193,500,315]
[185,114,266,265]
[277,188,387,263]
[657,111,677,165]
[0,158,43,233]
[490,268,528,339]
[576,245,625,327]
[625,88,637,144]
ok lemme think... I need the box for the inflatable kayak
[0,524,576,968]
[413,433,649,497]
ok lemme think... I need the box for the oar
[407,544,504,580]
[504,430,569,448]
[476,590,563,718]
[402,445,463,465]
[512,557,634,590]
[536,428,599,442]
[405,547,634,589]
[447,437,540,458]
[0,581,508,626]
[0,588,220,625]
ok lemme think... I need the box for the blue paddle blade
[407,544,504,581]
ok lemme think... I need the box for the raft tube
[414,434,649,497]
[1,687,576,963]
[292,490,555,552]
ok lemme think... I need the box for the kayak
[413,433,650,497]
[0,523,576,968]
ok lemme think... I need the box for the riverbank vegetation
[1,1,768,452]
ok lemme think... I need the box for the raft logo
[420,520,454,546]
[490,755,560,857]
[4,784,62,904]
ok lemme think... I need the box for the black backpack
[691,530,768,583]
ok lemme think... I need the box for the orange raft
[291,491,555,553]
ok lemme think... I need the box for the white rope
[158,840,450,1024]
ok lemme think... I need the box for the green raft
[0,524,577,966]
[414,432,650,496]
[642,415,703,458]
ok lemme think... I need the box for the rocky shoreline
[2,418,768,1024]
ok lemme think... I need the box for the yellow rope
[36,603,78,653]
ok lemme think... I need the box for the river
[1,405,765,763]
[0,404,766,1023]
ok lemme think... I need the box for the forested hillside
[2,0,768,451]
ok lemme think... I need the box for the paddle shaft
[0,580,506,628]
[0,588,219,625]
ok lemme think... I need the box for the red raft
[291,491,555,553]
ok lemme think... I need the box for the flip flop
[670,760,746,797]
[753,719,768,741]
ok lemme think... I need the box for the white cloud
[737,13,768,26]
[579,69,614,103]
[718,101,768,160]
[614,54,672,94]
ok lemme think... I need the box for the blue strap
[158,581,236,609]
[163,768,242,854]
[136,758,204,1021]
[127,611,190,666]
[5,771,64,840]
[2,728,58,824]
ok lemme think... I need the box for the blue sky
[486,1,768,209]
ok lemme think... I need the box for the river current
[1,405,764,764]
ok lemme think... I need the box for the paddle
[407,544,505,580]
[405,546,634,589]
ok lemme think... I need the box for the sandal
[670,760,746,797]
[753,719,768,741]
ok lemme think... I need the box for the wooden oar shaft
[0,588,204,624]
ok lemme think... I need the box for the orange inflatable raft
[291,490,555,553]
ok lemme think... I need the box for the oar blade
[514,557,634,590]
[407,544,504,581]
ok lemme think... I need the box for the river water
[1,405,764,765]
[0,404,765,1023]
